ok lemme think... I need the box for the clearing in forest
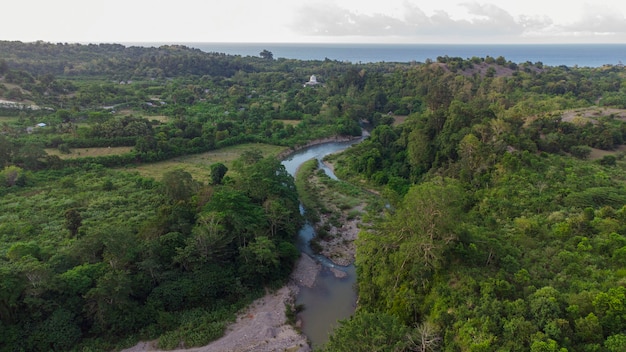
[45,146,134,158]
[122,143,287,180]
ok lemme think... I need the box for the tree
[174,212,235,270]
[530,286,563,328]
[599,155,616,166]
[203,188,265,247]
[263,197,294,238]
[30,308,82,351]
[605,334,626,352]
[407,128,433,176]
[0,261,24,323]
[458,133,484,176]
[323,310,409,352]
[238,149,263,165]
[0,135,13,167]
[0,166,26,187]
[259,49,273,60]
[161,168,196,203]
[210,162,228,185]
[357,177,465,320]
[238,236,279,283]
[406,322,441,352]
[64,208,82,237]
[570,145,592,159]
[84,269,134,334]
[0,59,8,74]
[574,312,603,344]
[16,143,46,170]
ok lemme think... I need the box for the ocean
[126,42,626,68]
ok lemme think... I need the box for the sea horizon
[121,42,626,68]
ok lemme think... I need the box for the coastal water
[281,139,362,347]
[126,42,626,67]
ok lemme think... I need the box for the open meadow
[45,146,134,158]
[121,143,287,180]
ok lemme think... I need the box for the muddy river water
[281,138,362,347]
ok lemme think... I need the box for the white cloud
[290,1,626,42]
[560,3,626,34]
[1,0,626,43]
[292,2,524,38]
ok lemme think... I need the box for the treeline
[0,41,254,78]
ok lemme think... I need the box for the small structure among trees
[304,75,321,87]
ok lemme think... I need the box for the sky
[2,0,626,44]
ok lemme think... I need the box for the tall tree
[210,162,228,185]
[161,168,196,203]
[357,177,465,321]
[64,208,82,238]
[259,50,273,60]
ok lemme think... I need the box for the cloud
[291,1,626,42]
[560,4,626,34]
[292,2,526,38]
[291,4,407,36]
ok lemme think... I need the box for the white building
[304,75,320,87]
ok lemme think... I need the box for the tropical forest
[1,40,626,351]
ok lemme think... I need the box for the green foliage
[570,145,593,159]
[322,310,409,352]
[161,168,197,203]
[295,159,325,222]
[64,208,82,237]
[155,306,239,349]
[0,151,301,349]
[605,333,626,352]
[209,162,228,185]
[564,187,626,209]
[357,178,466,322]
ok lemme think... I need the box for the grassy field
[121,143,287,180]
[392,115,408,126]
[0,115,20,124]
[45,146,134,159]
[588,145,626,160]
[117,109,170,122]
[145,115,169,123]
[276,119,301,126]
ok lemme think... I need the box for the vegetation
[2,40,626,351]
[321,59,626,351]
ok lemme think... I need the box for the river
[281,138,363,348]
